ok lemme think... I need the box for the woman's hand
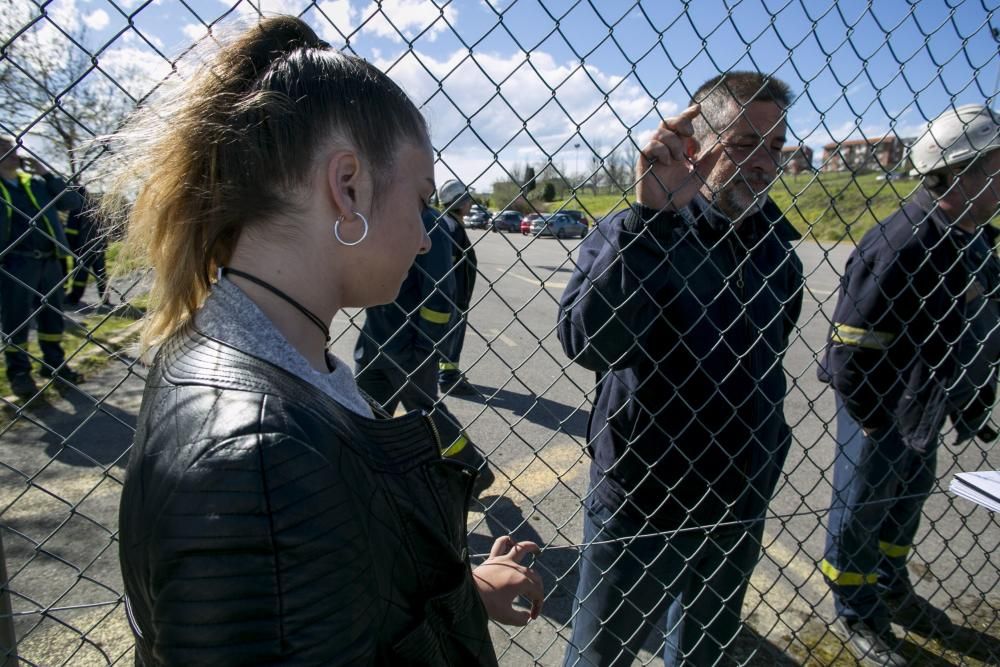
[472,536,544,626]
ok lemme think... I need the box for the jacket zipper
[423,413,474,561]
[424,413,444,451]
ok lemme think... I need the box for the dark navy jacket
[355,208,456,372]
[821,189,998,451]
[441,212,478,312]
[0,171,80,258]
[558,198,803,531]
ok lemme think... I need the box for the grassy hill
[539,172,923,243]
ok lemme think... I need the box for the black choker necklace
[221,267,330,344]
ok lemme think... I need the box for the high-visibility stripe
[441,433,468,457]
[64,228,79,235]
[878,541,911,558]
[439,362,459,371]
[72,280,88,287]
[36,332,63,343]
[0,172,68,258]
[830,323,896,350]
[0,179,12,221]
[419,307,451,324]
[820,559,878,586]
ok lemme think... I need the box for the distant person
[436,179,479,396]
[110,17,540,664]
[819,104,1000,666]
[557,71,803,666]
[0,134,83,398]
[355,205,495,496]
[64,188,110,308]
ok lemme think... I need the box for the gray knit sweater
[194,277,372,417]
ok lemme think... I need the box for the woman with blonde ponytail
[107,16,541,665]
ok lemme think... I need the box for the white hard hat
[437,179,470,207]
[909,104,1000,176]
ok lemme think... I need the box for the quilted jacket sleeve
[144,432,380,665]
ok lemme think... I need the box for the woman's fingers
[505,540,539,563]
[489,535,512,558]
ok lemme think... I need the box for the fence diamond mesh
[1,0,1000,665]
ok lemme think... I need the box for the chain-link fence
[2,0,1000,665]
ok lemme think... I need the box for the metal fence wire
[1,0,1000,665]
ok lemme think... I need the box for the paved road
[1,228,999,665]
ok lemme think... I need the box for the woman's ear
[326,150,362,217]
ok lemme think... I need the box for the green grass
[537,172,923,242]
[0,304,144,402]
[542,192,634,221]
[771,172,921,242]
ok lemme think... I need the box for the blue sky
[30,0,1000,190]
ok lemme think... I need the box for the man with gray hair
[819,104,1000,665]
[558,71,803,665]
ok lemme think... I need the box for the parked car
[463,205,491,229]
[521,212,543,235]
[529,213,588,239]
[492,210,522,233]
[558,209,591,227]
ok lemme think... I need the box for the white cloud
[315,0,357,43]
[182,23,210,42]
[358,0,457,43]
[82,8,110,30]
[376,47,670,189]
[228,0,311,18]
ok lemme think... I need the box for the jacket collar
[157,325,444,472]
[686,194,801,245]
[911,187,1000,247]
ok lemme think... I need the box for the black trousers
[1,255,67,377]
[356,357,471,456]
[66,248,108,303]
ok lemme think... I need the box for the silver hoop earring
[334,211,369,247]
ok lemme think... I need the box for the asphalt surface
[1,228,999,665]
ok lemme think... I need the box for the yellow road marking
[493,267,568,290]
[487,328,520,348]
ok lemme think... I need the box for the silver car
[529,213,588,239]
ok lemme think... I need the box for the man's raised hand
[635,104,702,211]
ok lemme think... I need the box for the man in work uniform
[435,179,479,397]
[355,206,495,496]
[0,135,83,398]
[558,72,803,666]
[64,187,110,308]
[820,104,1000,666]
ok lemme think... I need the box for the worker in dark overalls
[0,135,84,397]
[436,179,479,396]
[64,188,110,308]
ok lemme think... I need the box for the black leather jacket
[119,327,496,666]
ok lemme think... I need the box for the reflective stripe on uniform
[878,541,911,558]
[419,307,451,324]
[0,172,67,258]
[441,433,468,457]
[36,332,63,343]
[439,361,459,371]
[820,559,878,586]
[830,323,896,350]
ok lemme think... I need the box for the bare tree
[0,2,139,178]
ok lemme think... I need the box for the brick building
[821,135,907,173]
[780,145,814,174]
